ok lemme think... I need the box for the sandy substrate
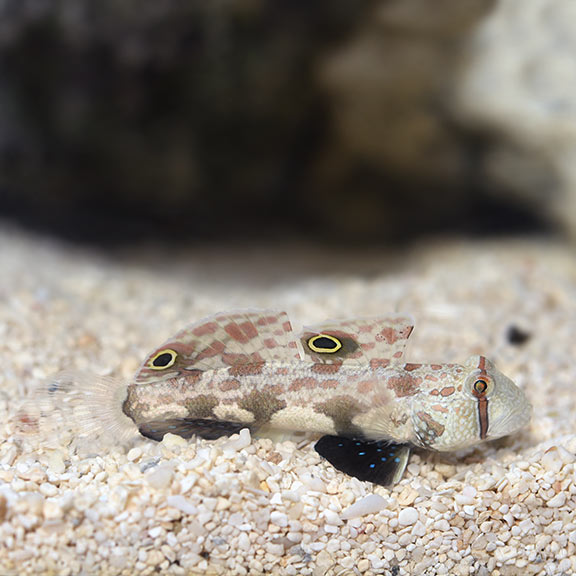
[0,225,574,575]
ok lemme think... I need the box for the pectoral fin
[314,435,410,486]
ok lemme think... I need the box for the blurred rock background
[0,0,570,245]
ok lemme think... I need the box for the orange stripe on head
[477,396,489,439]
[475,356,489,439]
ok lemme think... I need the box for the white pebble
[126,447,142,462]
[435,519,450,531]
[546,492,566,508]
[145,466,174,490]
[341,494,387,520]
[462,485,477,498]
[357,558,370,572]
[43,500,63,520]
[266,542,284,555]
[270,511,289,527]
[323,509,343,526]
[165,495,198,515]
[455,485,477,505]
[398,507,419,526]
[269,493,282,505]
[287,531,302,543]
[46,451,66,475]
[238,532,251,550]
[161,433,189,450]
[303,475,326,492]
[39,483,58,498]
[412,521,427,537]
[222,428,251,453]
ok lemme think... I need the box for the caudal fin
[16,370,140,455]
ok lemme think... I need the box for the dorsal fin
[299,315,414,368]
[135,310,302,383]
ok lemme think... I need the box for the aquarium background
[0,0,567,245]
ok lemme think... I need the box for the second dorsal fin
[299,315,414,368]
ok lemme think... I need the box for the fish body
[117,310,531,485]
[22,310,531,486]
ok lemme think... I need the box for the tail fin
[16,371,140,455]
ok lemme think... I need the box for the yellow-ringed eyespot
[307,334,342,353]
[148,349,178,370]
[473,378,488,395]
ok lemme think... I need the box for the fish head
[410,355,531,451]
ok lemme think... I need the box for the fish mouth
[488,397,532,440]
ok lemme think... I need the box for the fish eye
[148,349,178,370]
[473,379,488,395]
[307,334,342,353]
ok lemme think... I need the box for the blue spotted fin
[314,435,410,486]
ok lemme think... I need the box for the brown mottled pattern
[184,394,219,419]
[314,395,365,434]
[266,383,287,396]
[182,369,204,384]
[440,386,455,397]
[319,378,339,390]
[221,352,259,366]
[387,374,422,397]
[404,363,422,372]
[192,321,218,337]
[195,340,226,361]
[238,390,286,424]
[263,338,278,349]
[311,363,343,375]
[289,377,318,392]
[228,362,265,377]
[169,341,198,356]
[416,411,445,440]
[224,321,258,343]
[357,380,375,394]
[219,379,241,392]
[377,327,399,345]
[370,358,390,369]
[431,404,448,413]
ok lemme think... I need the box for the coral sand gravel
[0,227,574,575]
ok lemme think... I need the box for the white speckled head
[410,355,531,451]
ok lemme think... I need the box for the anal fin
[139,418,248,441]
[314,435,410,486]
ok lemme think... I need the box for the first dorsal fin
[135,310,302,383]
[299,315,414,368]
